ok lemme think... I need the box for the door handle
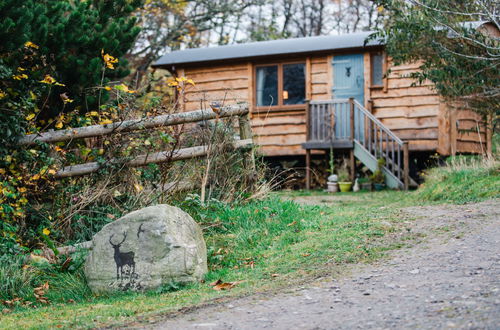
[356,76,362,87]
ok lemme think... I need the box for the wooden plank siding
[369,59,441,152]
[175,52,487,157]
[181,64,249,111]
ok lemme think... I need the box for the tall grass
[417,156,499,203]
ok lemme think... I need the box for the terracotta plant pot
[327,182,338,193]
[373,183,386,191]
[338,182,352,192]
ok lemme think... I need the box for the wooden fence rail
[19,104,249,146]
[19,104,254,179]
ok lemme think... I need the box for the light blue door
[332,54,364,140]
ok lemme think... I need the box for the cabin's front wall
[176,51,487,157]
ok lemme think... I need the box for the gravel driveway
[147,199,500,330]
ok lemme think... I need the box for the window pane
[371,53,384,86]
[256,65,278,107]
[283,63,305,105]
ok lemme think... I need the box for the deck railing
[306,98,410,189]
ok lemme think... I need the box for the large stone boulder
[84,204,207,293]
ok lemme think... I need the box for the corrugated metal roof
[153,31,382,68]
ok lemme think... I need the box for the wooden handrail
[352,99,404,145]
[310,99,350,105]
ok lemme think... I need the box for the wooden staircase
[302,98,416,190]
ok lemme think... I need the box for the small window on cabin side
[256,65,278,107]
[283,63,305,105]
[371,52,384,87]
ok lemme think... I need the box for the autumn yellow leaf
[104,86,112,91]
[24,41,39,49]
[18,187,27,193]
[134,183,143,192]
[13,74,28,80]
[55,121,63,129]
[40,75,56,84]
[101,49,118,69]
[0,90,6,99]
[167,79,179,87]
[31,174,41,180]
[26,113,36,121]
[48,169,57,175]
[99,119,113,125]
[114,83,136,94]
[42,228,50,236]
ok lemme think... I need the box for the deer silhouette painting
[109,233,136,280]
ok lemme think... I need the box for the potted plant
[337,164,352,192]
[358,177,372,191]
[370,158,386,191]
[326,148,338,193]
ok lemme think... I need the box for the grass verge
[1,156,498,329]
[1,192,410,329]
[416,156,499,204]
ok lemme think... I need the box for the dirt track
[147,199,500,330]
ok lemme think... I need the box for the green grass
[1,156,498,329]
[1,192,409,329]
[416,156,500,204]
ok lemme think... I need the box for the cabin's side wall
[455,106,488,154]
[368,59,441,152]
[368,58,488,155]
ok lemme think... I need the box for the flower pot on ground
[337,166,352,192]
[327,181,339,193]
[338,182,352,192]
[370,158,386,191]
[358,177,372,191]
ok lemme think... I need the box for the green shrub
[0,249,91,306]
[0,254,39,304]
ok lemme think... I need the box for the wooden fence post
[403,142,409,191]
[239,113,256,184]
